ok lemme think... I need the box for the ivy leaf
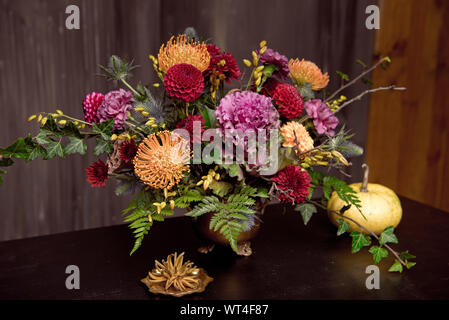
[0,157,14,167]
[379,226,399,245]
[27,145,47,161]
[94,137,113,156]
[0,168,6,185]
[0,137,30,159]
[295,203,317,225]
[297,83,315,101]
[369,245,389,264]
[65,137,87,155]
[350,231,371,253]
[41,116,60,135]
[200,106,217,129]
[35,130,53,145]
[336,70,349,81]
[336,218,350,236]
[59,122,83,138]
[400,250,416,260]
[92,120,114,140]
[405,261,416,269]
[45,140,65,158]
[388,259,404,273]
[221,163,244,181]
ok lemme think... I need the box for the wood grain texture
[0,0,375,240]
[366,0,449,212]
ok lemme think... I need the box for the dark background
[2,0,441,241]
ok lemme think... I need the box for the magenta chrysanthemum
[164,64,205,102]
[258,48,290,80]
[272,165,311,204]
[97,89,134,130]
[305,99,339,136]
[204,44,241,82]
[82,92,104,124]
[215,91,280,133]
[175,114,206,145]
[272,83,304,119]
[85,159,109,187]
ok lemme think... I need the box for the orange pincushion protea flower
[281,121,314,154]
[157,35,210,73]
[133,131,191,190]
[288,58,329,90]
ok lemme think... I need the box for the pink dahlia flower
[305,99,339,136]
[258,48,290,80]
[82,92,104,124]
[97,89,134,130]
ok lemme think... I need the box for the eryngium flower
[85,159,109,187]
[258,48,290,80]
[164,64,205,102]
[272,165,311,204]
[133,131,191,190]
[82,92,104,123]
[280,121,314,153]
[158,34,210,73]
[288,58,329,90]
[215,91,280,133]
[97,89,134,130]
[272,83,304,119]
[305,99,339,136]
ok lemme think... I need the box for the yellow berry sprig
[243,40,268,90]
[196,166,221,191]
[326,95,347,112]
[300,150,349,169]
[148,54,164,83]
[27,109,87,130]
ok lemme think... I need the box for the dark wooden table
[0,196,448,300]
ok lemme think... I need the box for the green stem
[121,79,140,97]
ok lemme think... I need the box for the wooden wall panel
[366,0,449,211]
[0,0,375,241]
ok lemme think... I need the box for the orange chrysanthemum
[157,35,210,73]
[281,121,314,153]
[133,131,191,190]
[288,58,329,90]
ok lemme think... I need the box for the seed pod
[256,65,264,72]
[196,180,204,186]
[37,114,43,122]
[27,115,37,122]
[169,200,175,210]
[56,109,63,115]
[252,51,259,66]
[259,46,267,54]
[153,83,160,87]
[259,40,267,48]
[135,107,145,112]
[58,120,67,125]
[255,77,261,86]
[110,134,118,141]
[243,59,252,67]
[141,111,150,117]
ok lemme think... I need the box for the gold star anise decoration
[141,252,213,297]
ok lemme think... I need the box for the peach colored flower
[157,34,210,73]
[281,121,314,154]
[288,58,329,90]
[133,131,191,190]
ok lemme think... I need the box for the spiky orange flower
[157,35,210,73]
[281,121,314,154]
[288,58,329,90]
[133,131,191,190]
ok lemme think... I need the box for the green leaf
[254,188,270,198]
[93,138,113,156]
[35,130,53,145]
[152,214,164,221]
[27,145,47,161]
[336,70,349,81]
[92,120,115,140]
[298,82,315,100]
[388,259,404,273]
[369,245,389,264]
[350,231,371,253]
[405,261,416,269]
[336,218,350,236]
[65,137,87,155]
[400,250,416,260]
[200,106,217,129]
[209,180,233,197]
[223,163,244,181]
[0,137,30,159]
[44,140,65,158]
[294,203,317,225]
[379,226,399,245]
[356,59,367,68]
[0,157,14,167]
[41,116,60,135]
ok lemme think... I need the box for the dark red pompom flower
[259,77,281,97]
[164,64,205,102]
[272,165,311,204]
[85,159,109,187]
[119,140,138,163]
[272,83,304,119]
[176,114,206,145]
[204,44,241,82]
[82,92,104,123]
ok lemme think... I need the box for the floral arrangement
[0,29,415,272]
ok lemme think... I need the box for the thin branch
[309,200,407,267]
[333,85,406,115]
[326,57,389,102]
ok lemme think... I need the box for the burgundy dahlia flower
[85,159,109,187]
[272,83,304,119]
[97,89,134,130]
[175,114,206,145]
[164,64,205,102]
[82,92,104,124]
[204,44,241,82]
[272,165,311,204]
[304,99,339,136]
[119,140,138,163]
